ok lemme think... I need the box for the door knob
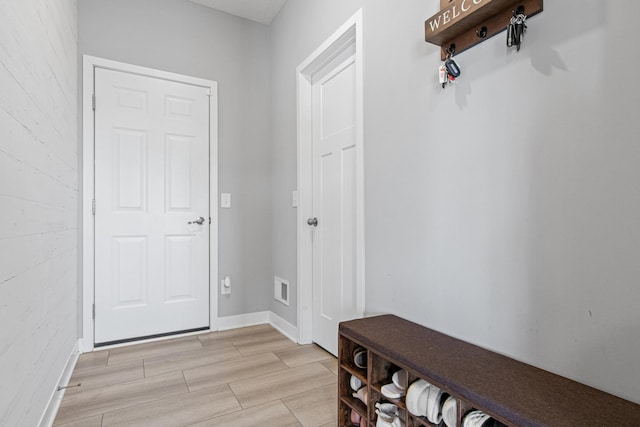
[188,217,205,225]
[307,217,318,227]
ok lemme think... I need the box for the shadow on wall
[361,0,640,403]
[451,0,603,109]
[520,1,640,402]
[525,0,605,76]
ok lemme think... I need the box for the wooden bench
[338,314,640,426]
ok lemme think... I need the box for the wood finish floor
[54,325,338,427]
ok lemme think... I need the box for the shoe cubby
[339,336,369,427]
[339,367,368,427]
[338,315,640,427]
[408,415,442,427]
[339,335,368,377]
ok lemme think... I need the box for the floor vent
[274,276,290,306]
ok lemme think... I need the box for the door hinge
[92,199,96,215]
[92,304,95,320]
[92,94,96,111]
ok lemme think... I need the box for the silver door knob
[307,217,318,227]
[188,217,205,225]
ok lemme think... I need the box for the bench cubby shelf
[338,314,640,427]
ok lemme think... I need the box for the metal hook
[476,26,488,38]
[446,44,456,58]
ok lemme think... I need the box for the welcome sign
[424,0,542,59]
[427,0,487,33]
[425,0,490,39]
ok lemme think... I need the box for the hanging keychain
[506,17,515,47]
[514,12,527,51]
[440,46,460,89]
[445,46,461,79]
[507,7,527,51]
[439,63,448,89]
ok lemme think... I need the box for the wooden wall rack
[425,0,543,60]
[338,314,640,427]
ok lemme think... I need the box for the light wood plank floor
[54,325,338,427]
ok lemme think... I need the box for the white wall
[0,1,79,425]
[78,0,273,318]
[270,0,640,403]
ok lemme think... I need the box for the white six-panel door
[311,55,359,355]
[94,68,210,344]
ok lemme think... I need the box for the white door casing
[82,56,218,351]
[297,10,365,354]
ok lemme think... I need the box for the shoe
[353,347,367,368]
[381,382,406,399]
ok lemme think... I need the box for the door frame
[296,9,365,345]
[81,55,218,353]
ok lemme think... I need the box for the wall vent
[274,276,290,306]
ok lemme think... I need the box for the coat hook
[476,26,488,38]
[447,44,456,57]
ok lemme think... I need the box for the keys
[507,9,527,51]
[507,19,515,47]
[439,64,448,88]
[445,57,461,78]
[440,47,461,89]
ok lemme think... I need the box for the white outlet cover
[221,193,231,208]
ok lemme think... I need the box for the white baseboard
[269,312,298,343]
[38,339,80,427]
[218,311,298,343]
[217,311,270,331]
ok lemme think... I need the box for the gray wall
[270,0,640,403]
[0,1,79,425]
[78,0,273,318]
[268,0,365,327]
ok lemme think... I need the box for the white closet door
[311,56,359,355]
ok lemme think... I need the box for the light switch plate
[221,193,231,208]
[221,276,231,295]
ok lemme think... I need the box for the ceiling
[189,0,287,25]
